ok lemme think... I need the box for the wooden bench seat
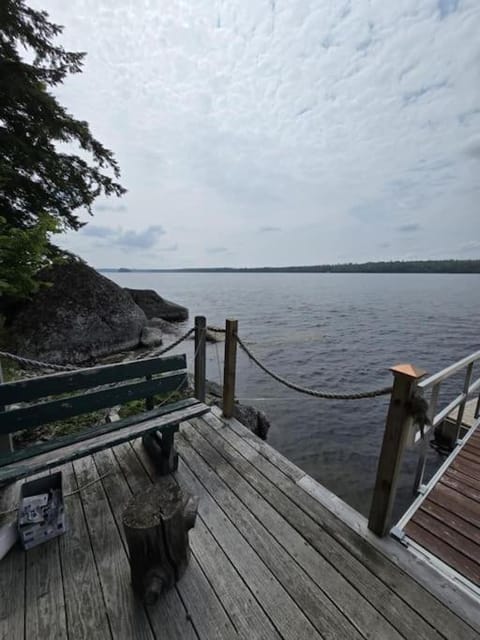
[0,354,209,485]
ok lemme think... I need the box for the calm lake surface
[111,272,480,518]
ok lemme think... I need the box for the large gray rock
[204,380,270,440]
[125,288,188,322]
[140,326,163,348]
[147,318,180,334]
[8,261,147,364]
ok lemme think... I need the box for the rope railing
[235,333,393,400]
[0,351,77,372]
[0,327,197,375]
[132,327,195,360]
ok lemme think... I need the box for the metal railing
[368,351,480,537]
[412,350,480,494]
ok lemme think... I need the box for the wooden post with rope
[223,319,238,418]
[194,315,206,402]
[368,363,426,537]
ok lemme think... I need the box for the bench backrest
[0,354,188,437]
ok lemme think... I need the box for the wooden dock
[1,408,479,640]
[394,399,480,594]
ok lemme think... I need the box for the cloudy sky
[33,0,480,268]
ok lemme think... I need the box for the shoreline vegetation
[100,259,480,274]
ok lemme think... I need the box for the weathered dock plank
[118,441,279,640]
[24,471,68,640]
[0,480,24,640]
[403,420,480,590]
[210,408,480,639]
[184,417,396,640]
[72,456,154,640]
[93,445,233,640]
[1,411,478,640]
[194,413,441,640]
[176,454,321,640]
[57,462,112,640]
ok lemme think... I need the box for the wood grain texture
[123,443,241,640]
[56,462,112,640]
[2,413,478,640]
[458,448,480,466]
[123,480,197,604]
[440,474,480,502]
[207,411,477,640]
[444,467,480,493]
[429,483,480,528]
[368,371,418,536]
[451,456,480,481]
[183,419,394,640]
[24,472,68,640]
[72,456,154,640]
[0,480,24,640]
[405,521,480,585]
[464,440,480,454]
[0,398,200,469]
[0,372,187,434]
[420,500,480,545]
[0,354,187,405]
[191,415,437,640]
[175,449,322,640]
[410,508,480,566]
[0,402,209,485]
[93,446,201,640]
[178,433,364,640]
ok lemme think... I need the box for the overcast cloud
[32,0,480,268]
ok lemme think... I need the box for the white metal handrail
[411,351,480,495]
[418,350,480,390]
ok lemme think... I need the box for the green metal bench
[0,354,210,486]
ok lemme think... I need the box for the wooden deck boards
[1,412,478,640]
[404,421,480,591]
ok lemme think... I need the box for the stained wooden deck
[1,408,479,640]
[402,416,480,590]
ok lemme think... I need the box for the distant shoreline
[99,259,480,275]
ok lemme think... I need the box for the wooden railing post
[0,360,13,454]
[194,316,206,402]
[223,319,238,418]
[368,364,426,536]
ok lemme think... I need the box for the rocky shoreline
[2,260,271,443]
[2,261,189,365]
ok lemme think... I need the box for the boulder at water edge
[140,326,163,348]
[125,288,188,322]
[7,261,148,364]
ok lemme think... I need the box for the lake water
[111,272,479,519]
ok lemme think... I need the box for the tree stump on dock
[122,478,198,605]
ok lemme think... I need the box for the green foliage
[0,0,126,290]
[118,389,189,419]
[13,387,191,449]
[0,214,58,298]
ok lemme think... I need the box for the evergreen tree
[0,0,125,257]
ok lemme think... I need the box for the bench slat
[0,402,210,485]
[0,354,187,405]
[0,371,188,435]
[0,397,198,468]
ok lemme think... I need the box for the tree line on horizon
[107,259,480,274]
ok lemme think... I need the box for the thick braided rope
[0,351,76,372]
[236,334,392,400]
[0,327,196,372]
[136,327,195,359]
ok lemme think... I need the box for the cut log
[122,478,198,604]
